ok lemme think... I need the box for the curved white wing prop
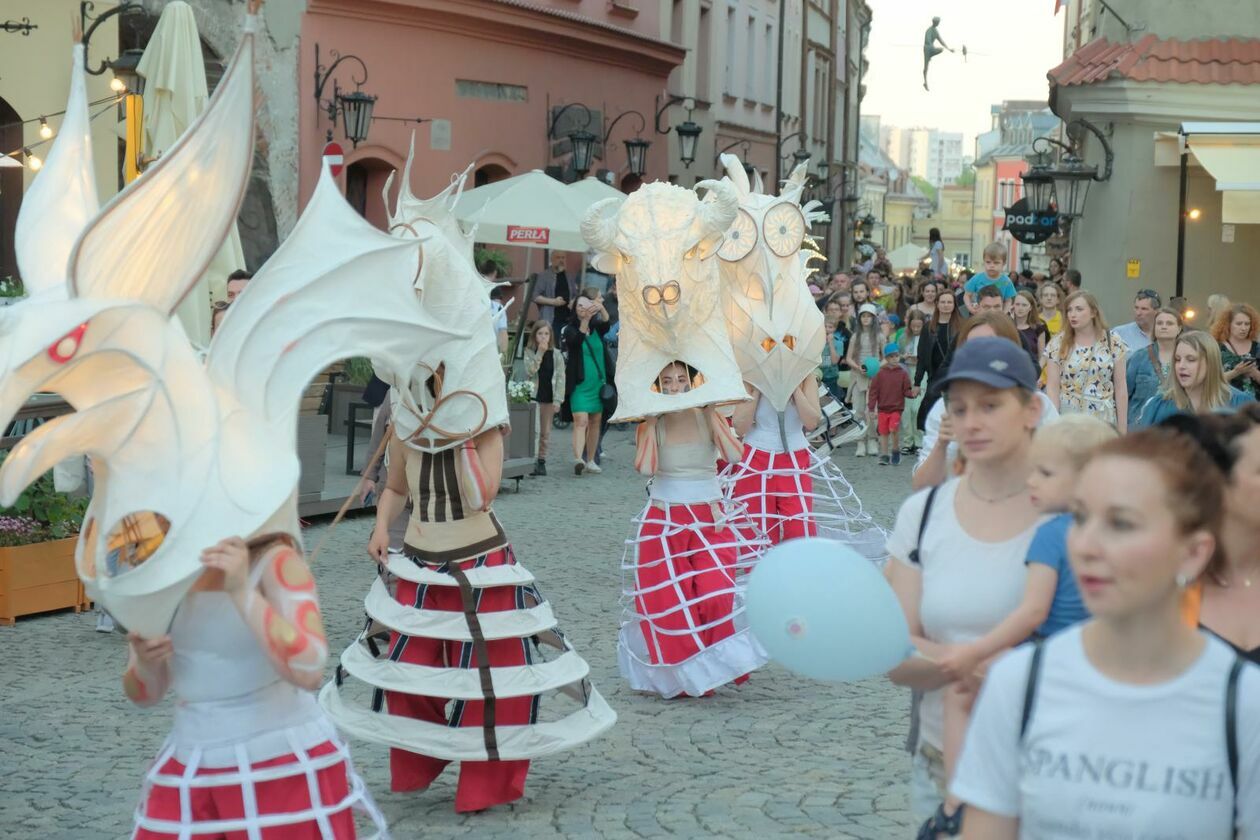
[69,19,255,313]
[12,44,99,301]
[0,16,458,637]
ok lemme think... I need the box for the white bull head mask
[581,181,748,420]
[716,154,828,412]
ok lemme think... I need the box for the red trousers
[385,546,533,813]
[135,741,356,839]
[634,502,739,666]
[731,445,817,546]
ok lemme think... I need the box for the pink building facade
[298,0,684,232]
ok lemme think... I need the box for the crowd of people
[816,243,1260,837]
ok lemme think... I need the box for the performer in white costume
[0,4,472,835]
[583,181,768,698]
[321,147,615,813]
[714,155,887,561]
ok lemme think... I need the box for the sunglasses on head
[1137,289,1162,307]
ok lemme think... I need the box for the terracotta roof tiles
[1050,34,1260,87]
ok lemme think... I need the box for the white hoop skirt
[321,542,615,810]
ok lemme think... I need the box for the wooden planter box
[0,536,88,626]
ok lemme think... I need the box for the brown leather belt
[444,562,500,761]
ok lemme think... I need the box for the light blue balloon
[863,356,880,379]
[746,538,912,682]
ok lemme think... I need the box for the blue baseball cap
[884,342,901,357]
[939,336,1038,391]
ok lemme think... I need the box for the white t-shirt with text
[886,478,1041,751]
[953,626,1260,839]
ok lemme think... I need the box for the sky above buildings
[864,0,1068,153]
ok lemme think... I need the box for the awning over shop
[1181,123,1260,224]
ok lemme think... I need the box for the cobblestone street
[0,429,918,839]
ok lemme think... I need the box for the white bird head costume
[715,154,828,413]
[581,181,748,421]
[0,17,458,637]
[380,142,509,451]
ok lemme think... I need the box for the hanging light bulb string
[3,94,127,167]
[0,91,128,136]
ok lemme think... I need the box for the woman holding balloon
[951,424,1260,838]
[883,337,1046,837]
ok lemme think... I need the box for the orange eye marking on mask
[123,667,149,703]
[275,549,314,592]
[760,337,778,352]
[265,606,308,660]
[48,322,89,364]
[782,335,796,350]
[295,601,325,640]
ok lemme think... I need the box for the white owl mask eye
[718,208,758,262]
[763,202,806,258]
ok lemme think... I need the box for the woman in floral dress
[1043,291,1128,432]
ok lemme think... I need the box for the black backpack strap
[1227,655,1244,800]
[1020,638,1047,741]
[907,484,942,565]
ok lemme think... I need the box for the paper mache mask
[0,18,457,637]
[381,144,509,451]
[581,181,749,421]
[716,154,829,412]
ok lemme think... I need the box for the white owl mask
[0,18,458,637]
[581,181,749,421]
[715,154,829,412]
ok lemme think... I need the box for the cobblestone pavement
[0,427,920,839]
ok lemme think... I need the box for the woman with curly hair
[1211,302,1260,399]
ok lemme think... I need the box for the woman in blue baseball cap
[883,336,1047,837]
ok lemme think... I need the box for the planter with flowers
[0,275,26,307]
[506,380,537,462]
[0,453,91,625]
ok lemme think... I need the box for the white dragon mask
[581,181,748,421]
[715,154,829,412]
[378,140,509,451]
[0,17,459,637]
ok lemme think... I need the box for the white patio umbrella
[137,0,246,347]
[454,169,590,252]
[0,153,22,169]
[886,242,929,272]
[566,176,626,210]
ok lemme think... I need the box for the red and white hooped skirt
[721,444,887,561]
[133,709,385,839]
[321,531,615,814]
[618,495,769,698]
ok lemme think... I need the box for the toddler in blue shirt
[939,414,1118,681]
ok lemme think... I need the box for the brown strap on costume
[445,562,500,761]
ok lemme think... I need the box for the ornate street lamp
[603,110,650,177]
[675,120,702,168]
[1020,252,1032,274]
[108,48,146,96]
[547,102,598,179]
[655,95,703,169]
[313,44,377,147]
[80,1,143,76]
[1020,118,1114,220]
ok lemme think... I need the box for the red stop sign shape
[322,141,345,177]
